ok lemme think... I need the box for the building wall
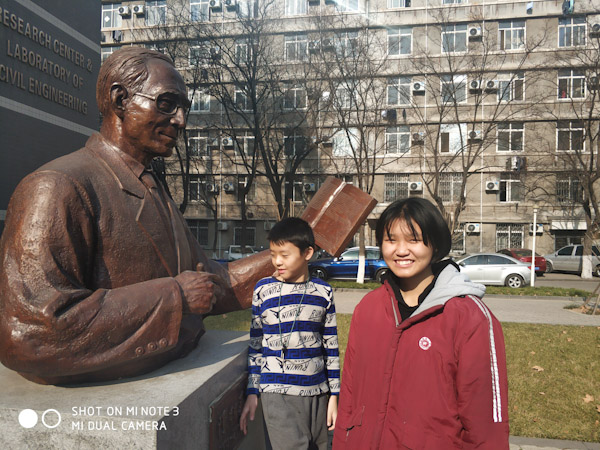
[0,0,100,234]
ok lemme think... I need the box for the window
[440,173,463,203]
[387,77,411,105]
[497,122,523,152]
[235,133,256,157]
[186,220,209,246]
[189,175,209,202]
[234,227,256,247]
[386,126,411,154]
[101,46,120,62]
[285,34,308,61]
[285,0,307,16]
[443,0,466,3]
[496,224,523,250]
[188,130,210,156]
[291,181,304,203]
[238,0,259,18]
[556,175,582,203]
[451,224,465,254]
[146,0,167,26]
[284,134,308,156]
[332,0,359,11]
[334,85,355,109]
[498,72,524,102]
[284,84,307,110]
[235,86,250,111]
[439,123,467,153]
[190,90,210,113]
[332,128,359,157]
[237,175,256,201]
[388,27,412,56]
[559,16,586,47]
[557,121,584,152]
[102,3,122,29]
[235,39,252,65]
[384,174,409,202]
[189,43,211,66]
[558,69,585,99]
[499,20,525,50]
[388,0,411,7]
[335,31,359,57]
[441,75,467,103]
[190,0,209,22]
[499,172,521,202]
[442,24,467,53]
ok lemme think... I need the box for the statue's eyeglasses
[133,92,191,116]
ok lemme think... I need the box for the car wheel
[545,261,553,273]
[311,268,328,280]
[595,265,600,278]
[505,274,524,288]
[375,268,388,284]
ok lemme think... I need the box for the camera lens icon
[18,409,61,429]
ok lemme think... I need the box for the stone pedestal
[0,330,265,449]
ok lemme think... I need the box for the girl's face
[381,218,434,287]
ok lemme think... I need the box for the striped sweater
[246,276,340,397]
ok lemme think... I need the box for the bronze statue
[0,47,376,385]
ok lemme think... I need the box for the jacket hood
[410,261,486,318]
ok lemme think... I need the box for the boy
[239,217,340,450]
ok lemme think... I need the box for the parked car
[497,248,547,275]
[224,245,256,261]
[543,245,600,276]
[455,253,533,288]
[309,246,389,283]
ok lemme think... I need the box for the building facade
[100,0,599,260]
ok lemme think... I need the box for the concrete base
[0,330,266,450]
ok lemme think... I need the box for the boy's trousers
[261,392,328,450]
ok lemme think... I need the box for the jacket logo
[419,337,432,351]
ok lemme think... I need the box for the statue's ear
[110,83,128,118]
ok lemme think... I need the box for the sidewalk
[333,288,600,450]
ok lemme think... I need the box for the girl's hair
[376,198,451,263]
[268,217,315,252]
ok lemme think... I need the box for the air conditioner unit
[409,181,423,192]
[413,81,426,93]
[222,137,234,147]
[223,182,235,193]
[321,38,334,51]
[485,80,499,91]
[510,155,526,171]
[308,40,320,53]
[529,223,543,234]
[381,109,397,121]
[469,80,482,91]
[133,4,145,15]
[304,183,316,192]
[217,221,228,231]
[590,23,600,36]
[209,0,223,10]
[206,183,219,194]
[466,223,481,234]
[224,0,238,10]
[485,180,499,191]
[468,26,482,39]
[412,131,425,142]
[264,222,274,230]
[468,130,483,140]
[118,6,131,16]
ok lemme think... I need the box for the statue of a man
[0,47,247,385]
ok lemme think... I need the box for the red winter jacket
[333,264,509,449]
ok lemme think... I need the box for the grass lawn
[204,311,600,442]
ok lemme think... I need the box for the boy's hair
[267,217,315,253]
[376,198,451,263]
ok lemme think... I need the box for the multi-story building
[100,0,600,261]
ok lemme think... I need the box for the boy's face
[270,241,314,283]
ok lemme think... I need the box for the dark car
[309,246,389,283]
[497,248,547,275]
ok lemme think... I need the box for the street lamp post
[531,208,538,287]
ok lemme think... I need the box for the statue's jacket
[0,133,225,384]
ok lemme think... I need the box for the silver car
[543,245,600,276]
[456,253,533,288]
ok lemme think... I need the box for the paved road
[332,274,600,449]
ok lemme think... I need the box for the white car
[456,253,533,288]
[224,245,256,261]
[544,245,600,276]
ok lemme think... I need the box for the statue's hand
[175,264,227,314]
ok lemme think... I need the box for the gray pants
[261,392,328,450]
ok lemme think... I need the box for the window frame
[557,120,585,152]
[441,74,467,104]
[439,172,463,203]
[385,126,411,155]
[499,172,522,203]
[497,122,524,153]
[557,69,586,100]
[499,20,526,51]
[441,24,468,54]
[387,27,413,57]
[190,0,209,22]
[384,173,410,202]
[497,72,524,102]
[285,34,309,62]
[145,0,167,26]
[558,16,586,48]
[387,76,411,106]
[102,3,123,29]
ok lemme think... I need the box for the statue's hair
[96,46,174,116]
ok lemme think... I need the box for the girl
[333,198,509,449]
